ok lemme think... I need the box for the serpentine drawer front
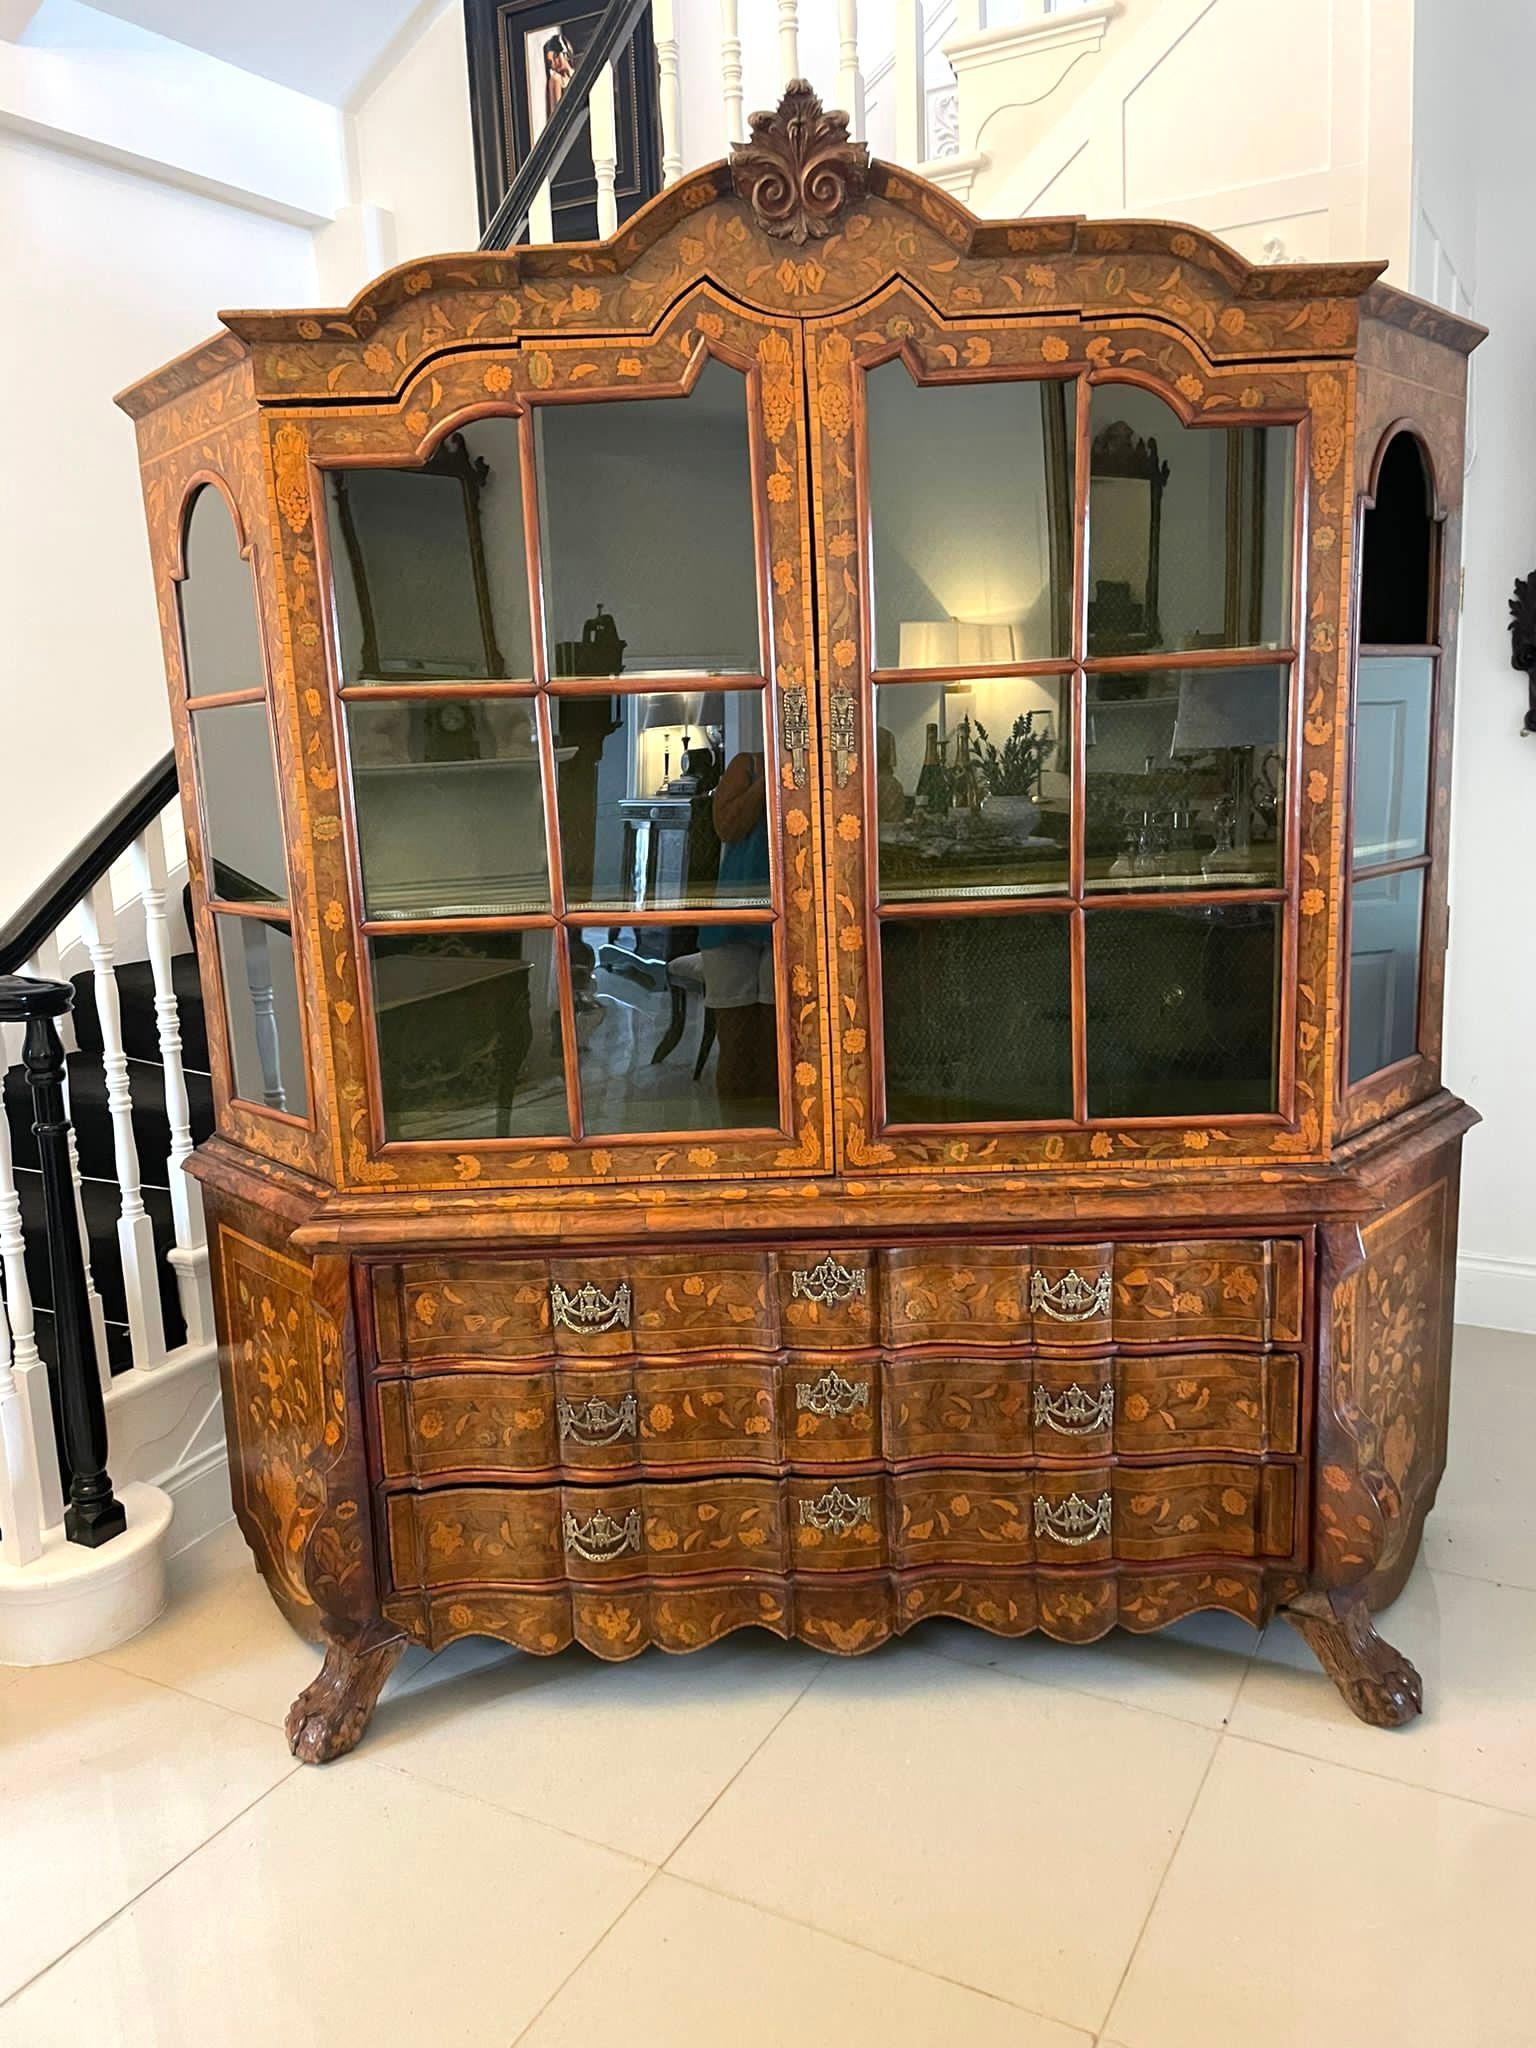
[384,1463,1299,1591]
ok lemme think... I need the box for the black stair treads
[67,951,210,1072]
[3,1049,214,1184]
[8,1165,189,1370]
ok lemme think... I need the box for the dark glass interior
[1360,433,1435,645]
[572,924,780,1134]
[866,364,1074,666]
[880,914,1072,1123]
[326,417,533,682]
[1352,656,1433,868]
[370,929,566,1142]
[1085,666,1287,890]
[179,486,265,697]
[192,702,289,904]
[535,359,760,678]
[1087,385,1294,656]
[347,698,550,920]
[215,915,307,1118]
[1085,904,1280,1117]
[874,677,1070,899]
[554,690,772,911]
[1347,869,1424,1083]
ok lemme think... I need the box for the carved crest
[730,80,869,245]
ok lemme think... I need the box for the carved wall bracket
[729,80,869,244]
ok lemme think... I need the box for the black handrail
[0,752,177,975]
[479,0,655,251]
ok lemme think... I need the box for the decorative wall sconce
[1509,571,1536,735]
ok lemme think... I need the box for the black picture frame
[464,0,662,240]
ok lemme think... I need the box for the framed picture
[465,0,662,239]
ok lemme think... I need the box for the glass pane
[1353,656,1433,868]
[215,915,307,1118]
[179,486,265,698]
[326,419,533,682]
[535,358,760,678]
[1348,869,1424,1083]
[880,914,1071,1123]
[572,924,780,1135]
[555,690,773,912]
[874,676,1070,900]
[1087,385,1294,656]
[1085,666,1288,891]
[1086,904,1280,1117]
[347,699,550,920]
[370,931,567,1142]
[192,702,288,904]
[867,365,1074,666]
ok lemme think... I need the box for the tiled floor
[3,1322,1533,2048]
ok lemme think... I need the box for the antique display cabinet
[119,86,1482,1760]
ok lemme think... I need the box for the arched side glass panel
[1347,430,1439,1088]
[178,484,308,1120]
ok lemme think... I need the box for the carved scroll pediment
[729,80,870,245]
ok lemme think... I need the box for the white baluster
[26,937,110,1391]
[837,0,866,136]
[720,0,744,146]
[653,0,683,185]
[777,0,801,83]
[893,0,926,165]
[129,819,212,1350]
[240,920,288,1112]
[529,178,555,245]
[590,60,619,238]
[0,1094,61,1561]
[79,879,167,1374]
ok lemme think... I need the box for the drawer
[778,1249,878,1347]
[882,1244,1031,1346]
[378,1373,558,1478]
[1114,1462,1296,1561]
[1116,1354,1299,1456]
[782,1358,881,1462]
[550,1251,778,1357]
[787,1476,887,1572]
[1112,1240,1303,1345]
[373,1259,551,1365]
[883,1356,1033,1460]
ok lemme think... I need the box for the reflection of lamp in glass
[898,621,1021,749]
[639,691,723,789]
[1170,670,1279,877]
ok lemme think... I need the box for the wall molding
[1456,1254,1536,1337]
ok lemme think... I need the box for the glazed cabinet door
[806,290,1317,1174]
[283,292,833,1188]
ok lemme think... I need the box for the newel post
[0,975,126,1547]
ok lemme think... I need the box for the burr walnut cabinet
[119,85,1482,1759]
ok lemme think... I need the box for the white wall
[0,133,317,917]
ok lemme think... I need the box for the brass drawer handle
[1030,1267,1111,1322]
[796,1369,870,1418]
[551,1279,631,1335]
[791,1254,867,1306]
[1033,1382,1114,1435]
[799,1485,872,1536]
[558,1394,638,1446]
[1033,1491,1112,1547]
[562,1506,641,1563]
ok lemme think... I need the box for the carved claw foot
[1280,1588,1424,1728]
[285,1627,407,1763]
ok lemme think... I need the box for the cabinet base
[285,1624,408,1764]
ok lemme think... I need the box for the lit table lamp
[1169,669,1281,877]
[897,621,1021,743]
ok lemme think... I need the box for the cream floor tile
[0,1760,649,2048]
[1106,1738,1536,2048]
[369,1631,823,1861]
[913,1605,1260,1729]
[1422,1325,1536,1590]
[519,1873,1091,2048]
[0,1659,296,2003]
[1230,1563,1536,1813]
[668,1643,1215,2033]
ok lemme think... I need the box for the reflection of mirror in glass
[370,930,566,1141]
[1347,870,1423,1083]
[554,690,772,911]
[215,915,308,1117]
[180,486,266,697]
[1085,904,1280,1117]
[867,365,1075,666]
[874,676,1070,900]
[1085,666,1287,890]
[326,419,533,682]
[1087,385,1294,655]
[571,925,780,1135]
[192,702,289,903]
[347,699,550,920]
[1352,656,1432,867]
[535,358,761,677]
[880,913,1072,1123]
